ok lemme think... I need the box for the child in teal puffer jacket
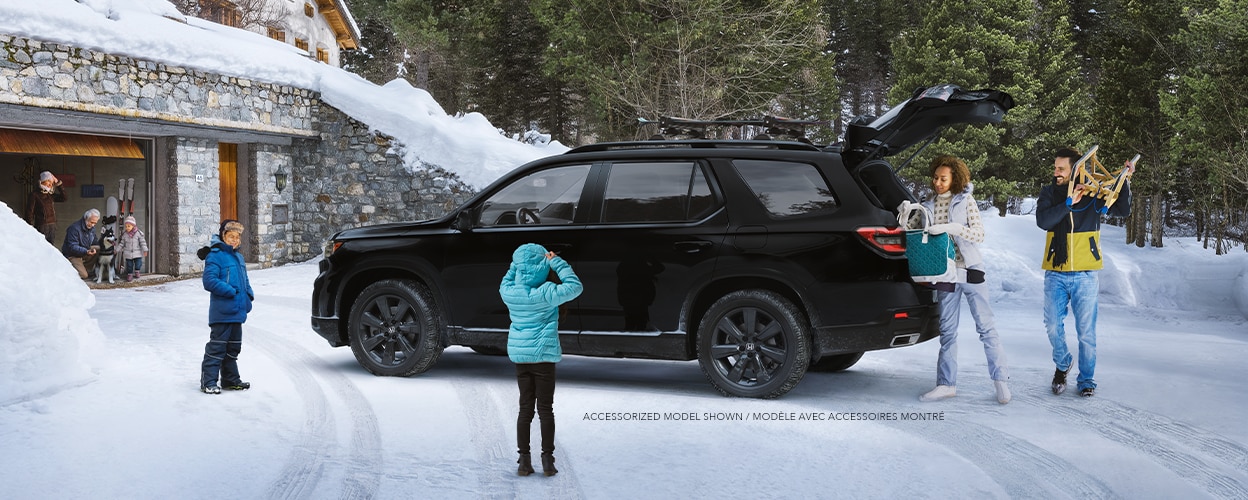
[499,243,582,477]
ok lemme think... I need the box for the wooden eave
[316,0,359,50]
[0,128,144,159]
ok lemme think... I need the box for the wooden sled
[1067,145,1140,213]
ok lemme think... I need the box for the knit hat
[124,216,137,226]
[39,171,55,182]
[219,219,245,237]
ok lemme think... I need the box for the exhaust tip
[891,333,920,347]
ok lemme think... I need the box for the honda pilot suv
[311,84,1014,398]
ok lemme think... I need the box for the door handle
[545,243,573,255]
[674,241,713,253]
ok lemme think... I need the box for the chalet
[0,1,469,278]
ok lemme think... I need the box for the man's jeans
[1044,271,1099,390]
[936,280,1008,386]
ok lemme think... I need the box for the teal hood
[511,243,551,287]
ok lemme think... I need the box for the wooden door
[219,143,237,222]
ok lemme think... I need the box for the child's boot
[541,453,558,476]
[517,453,534,476]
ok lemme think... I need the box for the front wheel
[696,290,810,398]
[347,279,444,376]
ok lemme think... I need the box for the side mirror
[454,210,475,232]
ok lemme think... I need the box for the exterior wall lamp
[275,167,288,193]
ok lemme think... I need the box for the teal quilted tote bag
[897,201,958,283]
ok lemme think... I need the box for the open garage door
[1,127,152,275]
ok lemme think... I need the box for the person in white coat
[910,155,1010,404]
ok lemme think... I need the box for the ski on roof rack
[638,115,830,142]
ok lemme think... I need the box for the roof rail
[638,115,831,142]
[568,140,825,154]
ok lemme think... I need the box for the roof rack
[568,140,824,154]
[638,116,831,142]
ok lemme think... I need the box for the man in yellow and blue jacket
[1036,147,1133,398]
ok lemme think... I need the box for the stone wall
[170,137,219,275]
[1,35,316,136]
[290,104,475,261]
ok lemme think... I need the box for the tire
[469,345,507,356]
[347,279,444,376]
[696,290,810,398]
[808,352,864,372]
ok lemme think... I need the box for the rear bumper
[810,302,940,357]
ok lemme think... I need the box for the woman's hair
[929,154,971,194]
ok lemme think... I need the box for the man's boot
[516,453,534,476]
[541,453,558,477]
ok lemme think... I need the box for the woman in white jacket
[912,155,1010,404]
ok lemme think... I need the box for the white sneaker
[995,380,1011,404]
[919,385,956,402]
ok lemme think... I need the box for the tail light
[856,226,905,255]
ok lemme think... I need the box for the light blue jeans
[935,280,1008,386]
[1044,271,1099,390]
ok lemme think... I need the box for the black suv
[312,84,1014,398]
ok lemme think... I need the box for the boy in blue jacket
[199,220,255,394]
[499,243,582,477]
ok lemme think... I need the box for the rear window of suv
[601,162,717,223]
[732,159,839,217]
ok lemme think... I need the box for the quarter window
[733,160,838,217]
[601,162,716,223]
[479,164,591,226]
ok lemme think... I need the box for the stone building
[1,10,473,276]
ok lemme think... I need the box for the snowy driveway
[4,259,1248,499]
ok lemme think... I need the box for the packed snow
[3,196,1247,498]
[0,0,567,189]
[4,0,1248,498]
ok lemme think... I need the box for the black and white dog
[94,225,117,284]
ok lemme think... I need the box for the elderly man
[62,208,101,279]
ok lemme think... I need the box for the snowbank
[0,202,106,405]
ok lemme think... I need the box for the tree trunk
[1133,195,1147,248]
[1149,193,1164,247]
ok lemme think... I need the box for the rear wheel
[696,290,810,398]
[809,352,864,372]
[347,279,444,376]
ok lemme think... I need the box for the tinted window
[733,160,838,217]
[479,164,590,226]
[601,162,716,223]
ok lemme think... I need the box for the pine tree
[1165,0,1248,253]
[890,0,1049,213]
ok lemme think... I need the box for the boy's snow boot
[919,385,956,402]
[994,380,1011,404]
[1051,366,1071,395]
[223,381,250,391]
[201,385,221,395]
[541,453,558,477]
[1080,387,1095,397]
[516,453,534,476]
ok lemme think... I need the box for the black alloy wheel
[348,279,444,376]
[697,289,810,398]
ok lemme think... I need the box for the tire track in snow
[140,302,336,500]
[450,378,586,499]
[819,389,1117,498]
[250,301,384,500]
[1024,389,1248,499]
